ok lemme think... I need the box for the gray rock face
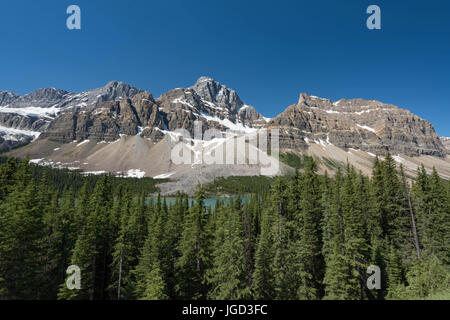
[190,76,244,113]
[156,77,264,136]
[0,133,34,150]
[441,137,450,154]
[0,91,20,105]
[0,81,143,109]
[5,88,70,108]
[267,93,447,157]
[238,105,267,127]
[41,92,165,143]
[0,82,143,150]
[0,113,49,131]
[40,77,265,144]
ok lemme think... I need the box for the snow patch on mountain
[0,125,41,140]
[76,140,90,147]
[0,105,60,118]
[153,172,176,179]
[393,155,405,163]
[200,113,256,133]
[357,124,376,133]
[125,169,146,178]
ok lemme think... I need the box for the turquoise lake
[148,196,253,209]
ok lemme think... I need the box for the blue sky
[0,0,449,136]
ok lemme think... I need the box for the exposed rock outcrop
[40,92,165,143]
[267,93,446,157]
[0,81,143,149]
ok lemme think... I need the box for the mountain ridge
[2,77,449,194]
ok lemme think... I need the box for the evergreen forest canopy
[0,154,448,300]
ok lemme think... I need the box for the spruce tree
[0,179,45,299]
[42,189,76,299]
[295,158,324,299]
[175,189,212,299]
[58,175,114,300]
[253,208,275,299]
[209,205,250,299]
[424,168,449,264]
[134,202,169,300]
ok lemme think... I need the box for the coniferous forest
[0,154,448,300]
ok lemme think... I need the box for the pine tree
[0,158,17,201]
[209,205,251,299]
[323,167,368,299]
[109,190,135,299]
[58,175,114,300]
[369,156,385,243]
[58,196,95,300]
[42,189,76,299]
[164,193,185,293]
[134,199,169,300]
[253,208,275,299]
[175,189,212,299]
[382,154,410,248]
[0,178,45,299]
[141,261,168,300]
[321,169,343,264]
[323,241,354,299]
[74,182,90,234]
[344,169,370,298]
[423,168,449,264]
[241,199,256,293]
[272,175,301,299]
[295,158,324,299]
[388,254,449,299]
[386,244,403,295]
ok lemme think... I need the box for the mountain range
[2,77,449,194]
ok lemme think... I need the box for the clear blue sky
[1,0,449,136]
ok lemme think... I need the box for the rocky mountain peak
[33,87,69,96]
[12,88,71,108]
[238,105,263,122]
[154,77,266,134]
[0,91,20,106]
[195,76,214,84]
[190,76,244,113]
[99,81,143,98]
[298,92,308,104]
[105,80,121,87]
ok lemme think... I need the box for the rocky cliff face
[0,91,20,105]
[0,81,143,110]
[40,92,165,143]
[441,137,450,154]
[267,93,446,157]
[40,77,264,144]
[0,81,143,149]
[157,77,266,136]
